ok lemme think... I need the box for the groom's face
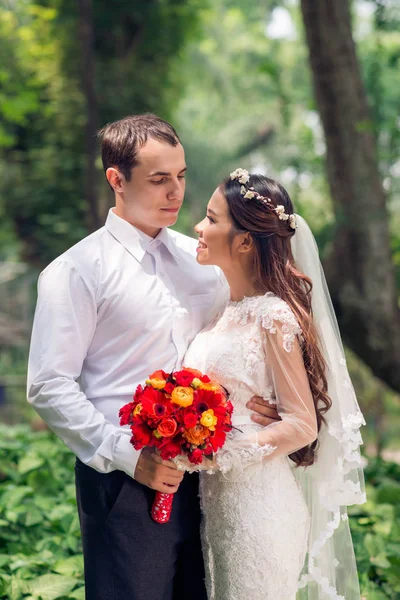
[111,137,186,237]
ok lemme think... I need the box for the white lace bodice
[184,292,302,424]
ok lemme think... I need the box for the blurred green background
[0,0,399,598]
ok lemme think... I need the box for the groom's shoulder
[41,226,108,282]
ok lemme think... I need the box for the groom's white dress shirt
[27,209,227,477]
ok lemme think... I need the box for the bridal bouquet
[119,367,233,523]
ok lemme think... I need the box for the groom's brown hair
[98,114,181,181]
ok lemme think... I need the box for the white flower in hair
[229,168,296,233]
[230,168,250,185]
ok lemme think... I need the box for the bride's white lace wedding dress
[184,292,318,600]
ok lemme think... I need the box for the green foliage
[0,0,206,265]
[0,425,399,598]
[0,425,83,599]
[349,458,400,599]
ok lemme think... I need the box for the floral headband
[229,168,297,230]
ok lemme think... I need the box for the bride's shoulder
[255,293,302,347]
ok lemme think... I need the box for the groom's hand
[247,396,281,427]
[134,448,184,493]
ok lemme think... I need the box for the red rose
[184,412,198,429]
[158,437,183,460]
[188,448,203,465]
[119,401,135,426]
[157,418,178,438]
[130,422,153,449]
[200,375,211,383]
[174,370,196,387]
[204,443,213,456]
[164,382,175,394]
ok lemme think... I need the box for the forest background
[0,0,399,598]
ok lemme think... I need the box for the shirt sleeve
[27,260,140,477]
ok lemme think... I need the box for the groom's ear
[237,232,254,254]
[106,167,124,193]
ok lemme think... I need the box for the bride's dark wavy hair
[221,174,332,467]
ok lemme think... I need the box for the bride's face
[195,187,241,268]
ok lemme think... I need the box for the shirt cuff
[112,431,141,478]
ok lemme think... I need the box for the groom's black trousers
[75,459,207,600]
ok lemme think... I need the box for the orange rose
[157,418,178,438]
[171,386,194,408]
[183,424,210,445]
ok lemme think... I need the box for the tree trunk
[78,0,101,232]
[300,0,400,392]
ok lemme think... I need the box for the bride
[183,169,366,600]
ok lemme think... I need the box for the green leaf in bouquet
[29,574,78,600]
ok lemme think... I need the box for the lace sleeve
[215,300,318,478]
[256,307,318,456]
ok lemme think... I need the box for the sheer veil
[291,215,366,600]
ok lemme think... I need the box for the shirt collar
[105,209,179,262]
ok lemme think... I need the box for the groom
[27,113,279,600]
